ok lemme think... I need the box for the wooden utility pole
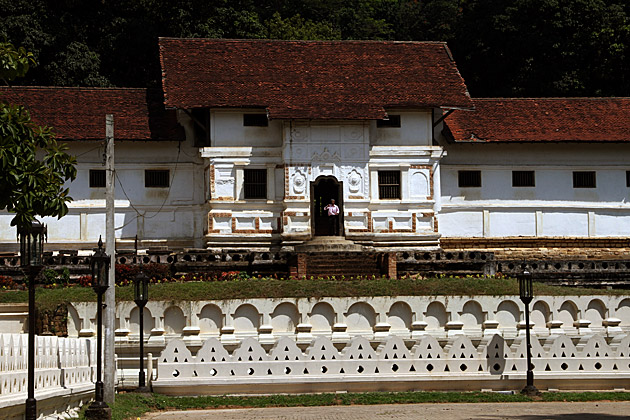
[104,114,116,403]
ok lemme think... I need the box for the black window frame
[243,113,269,127]
[89,169,106,188]
[458,170,482,188]
[573,171,596,188]
[378,170,401,199]
[376,115,401,128]
[512,170,535,187]
[145,169,170,188]
[243,168,267,199]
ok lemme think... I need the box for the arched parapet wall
[65,295,630,352]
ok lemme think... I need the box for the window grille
[376,115,401,128]
[512,170,535,187]
[243,114,268,127]
[244,169,267,199]
[89,169,106,188]
[573,171,596,188]
[378,170,401,199]
[458,170,481,188]
[145,170,170,188]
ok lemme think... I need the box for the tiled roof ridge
[158,37,448,45]
[0,86,148,92]
[473,97,630,100]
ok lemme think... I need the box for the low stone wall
[0,334,95,419]
[153,334,630,394]
[68,295,630,344]
[68,294,630,393]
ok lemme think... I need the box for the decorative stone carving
[292,169,307,195]
[312,148,341,163]
[348,169,363,194]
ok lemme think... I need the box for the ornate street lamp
[518,269,539,396]
[85,236,111,419]
[18,220,47,420]
[134,270,149,392]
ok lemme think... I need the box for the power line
[113,141,182,230]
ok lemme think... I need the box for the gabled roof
[159,38,473,120]
[0,87,183,141]
[445,98,630,142]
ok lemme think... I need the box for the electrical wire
[113,141,182,230]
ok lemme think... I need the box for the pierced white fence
[0,334,95,420]
[153,333,630,394]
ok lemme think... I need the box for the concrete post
[103,114,116,404]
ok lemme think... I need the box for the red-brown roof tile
[445,98,630,142]
[159,38,473,119]
[0,87,183,141]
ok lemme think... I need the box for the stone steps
[305,252,381,277]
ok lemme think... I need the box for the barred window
[243,114,268,127]
[244,169,267,199]
[145,170,170,188]
[89,169,106,188]
[573,171,596,188]
[458,170,481,188]
[376,115,401,128]
[378,170,401,199]
[512,170,535,187]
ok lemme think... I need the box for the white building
[1,40,629,252]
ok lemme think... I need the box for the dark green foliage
[0,42,78,229]
[1,0,628,96]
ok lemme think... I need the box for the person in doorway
[323,199,340,235]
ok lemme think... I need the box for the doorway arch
[311,176,343,236]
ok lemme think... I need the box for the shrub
[41,269,59,285]
[0,275,17,290]
[115,263,172,286]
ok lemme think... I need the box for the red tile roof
[159,38,473,119]
[445,98,630,142]
[0,87,183,141]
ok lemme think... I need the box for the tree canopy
[0,0,628,97]
[0,41,77,229]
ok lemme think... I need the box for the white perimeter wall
[439,143,630,238]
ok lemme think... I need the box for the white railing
[0,334,95,420]
[153,333,630,394]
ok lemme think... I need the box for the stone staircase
[291,237,394,278]
[294,236,365,252]
[304,251,381,278]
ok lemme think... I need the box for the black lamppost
[18,220,47,420]
[518,270,540,396]
[85,236,111,419]
[134,270,149,392]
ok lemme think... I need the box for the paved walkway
[143,401,630,420]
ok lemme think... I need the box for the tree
[0,41,77,229]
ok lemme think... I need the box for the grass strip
[2,276,625,311]
[97,391,630,420]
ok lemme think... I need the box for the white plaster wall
[439,143,630,238]
[370,110,432,146]
[210,110,283,147]
[202,115,443,247]
[0,140,208,247]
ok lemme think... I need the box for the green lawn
[94,391,630,420]
[1,275,625,312]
